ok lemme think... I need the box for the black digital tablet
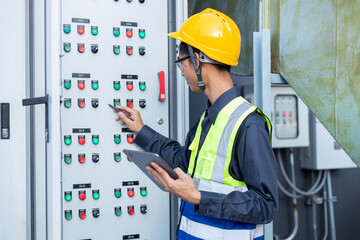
[123,149,179,191]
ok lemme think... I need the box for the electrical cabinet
[271,85,309,148]
[301,113,357,170]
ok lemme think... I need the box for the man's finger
[151,162,174,182]
[147,166,168,188]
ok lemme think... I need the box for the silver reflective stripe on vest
[212,101,253,183]
[180,215,256,240]
[193,177,248,195]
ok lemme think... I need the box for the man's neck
[204,70,234,104]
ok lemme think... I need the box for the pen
[108,104,135,121]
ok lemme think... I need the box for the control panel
[271,85,309,148]
[61,0,170,239]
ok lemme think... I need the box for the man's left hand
[146,162,201,205]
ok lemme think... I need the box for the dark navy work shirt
[135,86,278,224]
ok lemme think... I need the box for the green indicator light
[64,45,71,52]
[115,155,121,162]
[115,191,121,198]
[93,192,100,200]
[65,157,72,164]
[114,137,121,144]
[139,31,145,38]
[140,190,147,197]
[91,28,98,35]
[115,209,122,216]
[92,138,99,145]
[114,102,120,107]
[114,47,120,55]
[64,82,71,89]
[65,194,72,201]
[139,84,146,91]
[65,138,71,145]
[113,30,120,37]
[65,213,72,220]
[276,113,280,117]
[114,83,120,90]
[92,83,99,90]
[64,26,71,34]
[64,101,71,108]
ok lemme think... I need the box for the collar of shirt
[206,85,241,125]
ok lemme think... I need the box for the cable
[277,150,327,196]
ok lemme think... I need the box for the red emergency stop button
[126,82,133,90]
[127,136,134,144]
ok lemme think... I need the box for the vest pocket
[196,156,215,180]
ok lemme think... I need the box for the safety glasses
[175,55,190,72]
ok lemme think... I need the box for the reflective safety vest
[178,96,271,240]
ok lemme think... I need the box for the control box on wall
[301,113,357,170]
[271,85,309,148]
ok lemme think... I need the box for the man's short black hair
[179,42,231,72]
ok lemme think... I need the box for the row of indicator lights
[64,188,147,202]
[64,152,124,164]
[64,43,146,56]
[64,205,147,220]
[63,25,146,39]
[63,98,146,109]
[275,112,295,125]
[64,134,134,146]
[64,80,146,91]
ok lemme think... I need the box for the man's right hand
[114,106,144,133]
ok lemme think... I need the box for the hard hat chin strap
[188,45,205,91]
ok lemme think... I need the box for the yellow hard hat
[168,8,241,66]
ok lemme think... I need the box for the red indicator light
[78,27,85,35]
[78,82,85,90]
[126,30,133,38]
[283,113,286,117]
[79,193,86,200]
[127,137,134,144]
[126,83,133,91]
[128,209,135,215]
[79,157,86,164]
[128,190,134,197]
[127,102,133,108]
[78,137,85,145]
[78,46,85,53]
[78,101,85,108]
[79,212,86,219]
[127,48,133,55]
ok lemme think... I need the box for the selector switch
[140,205,147,214]
[92,208,100,218]
[64,154,72,164]
[139,99,146,109]
[114,152,121,162]
[92,153,99,163]
[114,188,122,198]
[78,154,86,164]
[91,98,99,108]
[78,190,86,200]
[91,44,99,54]
[79,209,86,219]
[139,47,146,56]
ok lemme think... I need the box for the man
[114,8,278,240]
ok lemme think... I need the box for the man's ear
[193,52,200,72]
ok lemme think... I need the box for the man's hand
[114,106,144,133]
[146,162,201,205]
